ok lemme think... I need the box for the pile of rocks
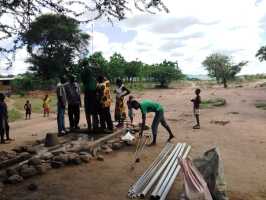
[0,137,127,186]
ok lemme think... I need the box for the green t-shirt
[140,99,163,114]
[81,70,97,92]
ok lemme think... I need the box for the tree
[151,60,183,88]
[108,53,127,81]
[202,53,247,88]
[124,60,142,83]
[256,46,266,62]
[0,0,168,68]
[21,14,90,80]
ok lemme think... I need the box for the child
[0,93,10,144]
[24,100,32,120]
[127,95,134,125]
[43,94,51,117]
[191,88,201,129]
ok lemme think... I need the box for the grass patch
[12,95,57,113]
[255,100,266,110]
[201,97,226,109]
[8,108,23,122]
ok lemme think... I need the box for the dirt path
[2,83,266,200]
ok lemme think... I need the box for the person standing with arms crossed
[130,99,174,146]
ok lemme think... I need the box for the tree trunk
[223,77,227,88]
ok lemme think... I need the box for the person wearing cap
[130,99,174,146]
[0,93,10,144]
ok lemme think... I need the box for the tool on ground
[130,133,152,170]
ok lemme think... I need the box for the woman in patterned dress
[114,79,130,128]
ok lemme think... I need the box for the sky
[2,0,266,75]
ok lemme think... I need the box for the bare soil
[1,83,266,200]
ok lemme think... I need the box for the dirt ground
[1,82,266,200]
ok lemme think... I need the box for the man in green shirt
[81,66,99,132]
[131,99,174,146]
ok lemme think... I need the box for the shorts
[26,109,31,115]
[44,107,50,113]
[194,109,200,115]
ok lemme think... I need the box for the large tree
[0,0,168,68]
[151,60,183,88]
[108,52,127,81]
[202,53,247,88]
[124,60,142,83]
[256,46,266,62]
[21,14,90,80]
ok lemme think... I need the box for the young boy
[0,93,10,144]
[127,95,134,125]
[24,100,32,120]
[191,88,201,129]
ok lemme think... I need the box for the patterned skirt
[115,97,126,122]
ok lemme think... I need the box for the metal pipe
[155,144,187,199]
[160,145,191,200]
[132,143,174,195]
[128,143,174,197]
[151,143,185,199]
[140,143,181,198]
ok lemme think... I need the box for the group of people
[0,71,202,145]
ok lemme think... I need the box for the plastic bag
[180,158,213,200]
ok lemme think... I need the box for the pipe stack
[128,143,191,199]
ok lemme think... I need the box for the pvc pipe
[140,143,181,198]
[128,143,174,197]
[160,145,191,200]
[151,143,185,198]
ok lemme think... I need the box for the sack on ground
[193,148,229,200]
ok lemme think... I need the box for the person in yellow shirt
[96,76,113,133]
[43,94,51,117]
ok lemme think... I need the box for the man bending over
[131,99,174,146]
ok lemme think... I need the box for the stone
[79,152,90,156]
[50,161,64,169]
[112,142,123,150]
[20,166,38,178]
[20,152,31,159]
[66,153,81,165]
[6,168,18,176]
[80,155,92,163]
[101,144,109,150]
[103,147,113,154]
[26,147,38,155]
[35,164,48,175]
[97,155,104,161]
[28,183,38,191]
[72,157,82,165]
[28,158,42,166]
[51,150,66,156]
[39,152,53,160]
[7,174,23,184]
[0,170,8,182]
[53,154,69,164]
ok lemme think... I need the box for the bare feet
[167,135,174,142]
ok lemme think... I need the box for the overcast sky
[2,0,266,75]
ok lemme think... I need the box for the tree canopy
[202,53,247,88]
[21,14,90,80]
[256,46,266,62]
[0,0,168,68]
[77,52,184,88]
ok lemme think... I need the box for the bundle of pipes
[128,143,191,199]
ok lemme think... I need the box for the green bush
[201,98,226,109]
[8,108,23,122]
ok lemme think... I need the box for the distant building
[0,77,15,96]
